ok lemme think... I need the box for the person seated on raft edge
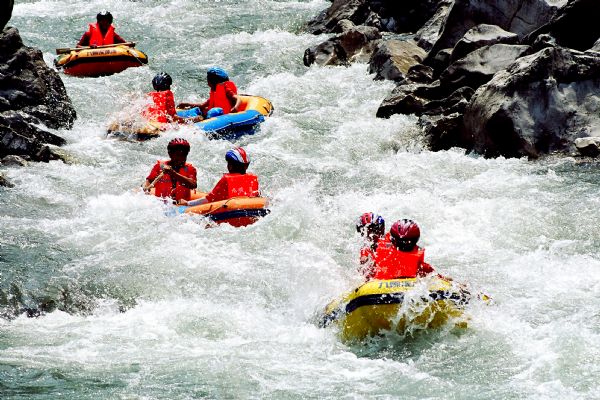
[358,218,446,281]
[77,10,127,48]
[142,138,197,203]
[179,147,259,206]
[355,212,386,278]
[177,67,242,117]
[143,72,203,124]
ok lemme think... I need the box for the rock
[368,39,427,81]
[0,0,13,31]
[440,44,530,92]
[575,137,600,157]
[306,0,370,34]
[526,0,600,51]
[407,64,435,83]
[420,112,466,151]
[415,0,454,52]
[0,172,13,187]
[425,0,565,65]
[463,47,600,158]
[589,38,600,53]
[450,24,518,62]
[304,25,380,67]
[1,154,28,166]
[428,48,453,76]
[0,27,76,162]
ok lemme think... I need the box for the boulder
[440,44,530,92]
[0,0,13,31]
[425,0,565,65]
[463,47,600,158]
[450,24,518,62]
[526,0,600,51]
[368,39,427,81]
[1,154,28,166]
[575,136,600,157]
[304,24,380,67]
[407,64,435,83]
[0,172,12,187]
[420,112,466,151]
[415,0,454,51]
[306,0,370,34]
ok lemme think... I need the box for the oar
[55,42,136,55]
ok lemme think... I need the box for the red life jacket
[205,173,259,203]
[152,161,196,201]
[372,237,425,280]
[207,82,237,114]
[87,23,115,46]
[143,91,174,123]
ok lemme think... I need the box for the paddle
[55,42,136,55]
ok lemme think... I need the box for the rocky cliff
[304,0,600,159]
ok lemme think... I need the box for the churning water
[1,1,600,398]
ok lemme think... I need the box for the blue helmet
[207,67,229,80]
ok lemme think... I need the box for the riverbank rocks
[449,24,518,63]
[575,137,600,157]
[463,47,600,158]
[0,172,12,187]
[368,39,426,81]
[0,0,13,31]
[0,26,75,162]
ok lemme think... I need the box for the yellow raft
[107,95,274,141]
[319,277,471,342]
[55,44,148,77]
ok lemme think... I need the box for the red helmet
[390,219,420,251]
[167,138,190,154]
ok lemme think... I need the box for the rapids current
[1,1,599,398]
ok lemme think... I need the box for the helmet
[207,67,229,80]
[167,138,190,154]
[152,72,172,91]
[390,219,421,252]
[206,107,224,119]
[96,10,113,22]
[356,212,385,238]
[225,147,250,165]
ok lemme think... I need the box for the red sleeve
[113,32,127,44]
[146,162,162,182]
[224,81,238,99]
[186,164,197,188]
[418,262,435,277]
[165,91,176,118]
[205,175,229,203]
[77,31,91,46]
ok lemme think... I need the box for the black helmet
[97,10,113,23]
[152,72,172,91]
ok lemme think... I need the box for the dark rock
[591,38,600,53]
[407,64,435,83]
[415,0,453,51]
[368,39,426,81]
[575,137,600,157]
[450,24,518,62]
[306,0,370,34]
[440,44,530,92]
[425,0,565,65]
[1,154,28,166]
[429,48,453,77]
[0,172,13,187]
[304,25,380,67]
[463,47,600,158]
[0,0,13,31]
[526,0,600,51]
[420,112,466,151]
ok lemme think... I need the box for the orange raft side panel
[184,196,269,227]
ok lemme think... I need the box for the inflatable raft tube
[183,196,270,227]
[319,277,470,342]
[55,44,148,77]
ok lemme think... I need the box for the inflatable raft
[107,95,273,141]
[319,277,471,342]
[55,43,148,77]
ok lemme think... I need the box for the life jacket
[87,23,115,46]
[372,237,425,280]
[207,82,237,114]
[143,91,174,123]
[152,161,195,201]
[206,173,259,203]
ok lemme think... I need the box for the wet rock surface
[305,0,600,158]
[0,25,76,163]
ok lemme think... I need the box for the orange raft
[54,44,148,77]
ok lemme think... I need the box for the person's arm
[143,163,162,192]
[163,165,197,189]
[180,197,208,206]
[225,82,241,113]
[229,93,241,113]
[177,98,208,110]
[113,31,127,44]
[77,31,90,47]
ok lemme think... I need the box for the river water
[1,1,599,399]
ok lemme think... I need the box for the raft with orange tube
[54,43,148,77]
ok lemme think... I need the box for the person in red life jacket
[177,67,242,116]
[142,138,197,203]
[180,147,259,206]
[77,10,127,48]
[355,212,385,279]
[142,73,203,124]
[367,219,437,280]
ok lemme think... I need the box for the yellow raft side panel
[238,95,274,117]
[56,46,148,67]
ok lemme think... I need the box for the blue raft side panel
[176,109,265,140]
